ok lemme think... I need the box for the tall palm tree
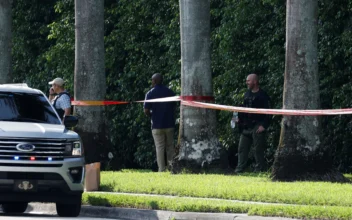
[74,0,106,164]
[173,0,223,173]
[272,0,347,182]
[0,0,12,83]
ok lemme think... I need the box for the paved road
[0,202,299,220]
[0,203,116,220]
[0,214,115,220]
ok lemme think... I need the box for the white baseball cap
[48,77,65,86]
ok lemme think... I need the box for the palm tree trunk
[0,0,12,83]
[74,0,106,164]
[272,0,347,182]
[172,0,226,173]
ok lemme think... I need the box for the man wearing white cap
[48,77,72,119]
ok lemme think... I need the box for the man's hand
[256,125,265,133]
[49,87,55,95]
[48,88,56,101]
[144,108,151,117]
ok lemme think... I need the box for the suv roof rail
[2,83,29,87]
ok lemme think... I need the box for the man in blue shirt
[144,73,176,172]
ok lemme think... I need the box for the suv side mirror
[63,115,79,127]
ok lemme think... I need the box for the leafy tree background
[11,0,352,172]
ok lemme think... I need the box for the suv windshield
[0,92,61,124]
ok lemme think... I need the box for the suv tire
[1,202,28,213]
[56,195,82,217]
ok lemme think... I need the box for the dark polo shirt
[144,85,175,129]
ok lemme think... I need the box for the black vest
[53,92,71,119]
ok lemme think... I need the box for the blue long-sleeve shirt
[144,85,175,129]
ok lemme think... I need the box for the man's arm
[64,108,71,116]
[144,91,152,117]
[60,95,72,118]
[144,108,151,117]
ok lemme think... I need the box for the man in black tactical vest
[235,73,271,173]
[48,77,72,120]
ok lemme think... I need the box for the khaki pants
[152,128,175,172]
[236,125,266,172]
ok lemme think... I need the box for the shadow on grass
[99,183,115,191]
[171,166,270,178]
[120,169,153,173]
[148,201,159,210]
[84,195,162,219]
[233,172,270,178]
[85,193,161,210]
[86,196,112,207]
[344,174,352,182]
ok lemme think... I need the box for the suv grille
[0,138,70,161]
[0,172,63,180]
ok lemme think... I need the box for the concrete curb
[87,191,297,206]
[27,203,299,220]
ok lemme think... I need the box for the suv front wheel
[56,195,82,217]
[1,202,28,213]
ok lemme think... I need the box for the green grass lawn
[82,170,352,219]
[82,193,352,220]
[99,170,352,207]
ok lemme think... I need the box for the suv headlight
[72,141,83,156]
[65,140,83,157]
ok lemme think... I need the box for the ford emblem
[16,143,35,152]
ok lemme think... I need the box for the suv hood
[0,122,79,139]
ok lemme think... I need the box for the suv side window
[0,92,61,124]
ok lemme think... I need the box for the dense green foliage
[11,0,352,172]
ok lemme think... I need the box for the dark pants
[235,125,266,172]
